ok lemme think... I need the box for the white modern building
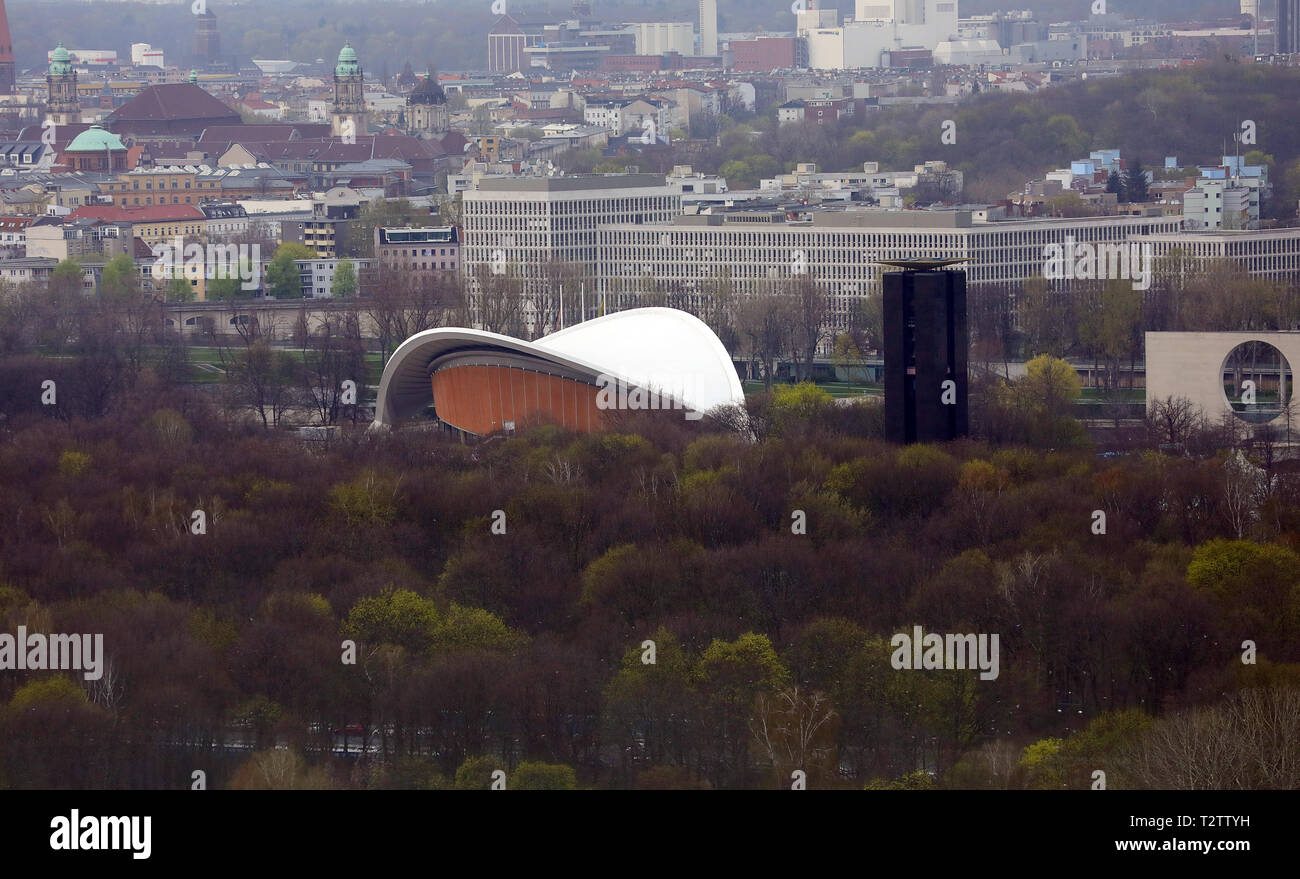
[633,22,696,56]
[130,43,165,68]
[596,210,1181,348]
[1184,179,1258,231]
[461,175,681,327]
[802,0,962,68]
[296,257,374,298]
[1147,331,1297,429]
[372,307,745,432]
[1132,228,1300,282]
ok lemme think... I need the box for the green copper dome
[49,44,73,77]
[66,125,126,153]
[189,69,198,84]
[335,43,360,77]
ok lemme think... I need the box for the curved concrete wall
[1146,331,1299,425]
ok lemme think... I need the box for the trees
[695,632,790,788]
[300,307,367,425]
[225,339,300,428]
[1125,158,1150,203]
[736,290,795,390]
[266,242,316,300]
[206,276,244,301]
[788,273,829,383]
[1105,169,1126,201]
[365,262,463,360]
[750,686,839,789]
[470,263,524,338]
[166,276,194,302]
[349,198,428,259]
[1016,277,1069,359]
[332,259,358,298]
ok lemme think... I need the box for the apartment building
[374,226,460,274]
[101,166,226,208]
[1184,179,1257,231]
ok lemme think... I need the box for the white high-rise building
[699,0,719,56]
[462,175,681,329]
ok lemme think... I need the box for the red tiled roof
[107,83,240,123]
[68,204,205,223]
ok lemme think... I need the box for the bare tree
[470,263,524,338]
[1147,395,1199,449]
[364,262,464,359]
[749,686,839,789]
[1128,688,1300,789]
[301,306,368,425]
[788,273,829,383]
[736,288,795,390]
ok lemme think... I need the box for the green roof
[49,44,72,76]
[66,125,126,153]
[335,43,360,77]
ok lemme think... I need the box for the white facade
[297,257,373,298]
[1132,228,1300,282]
[130,43,164,68]
[461,175,682,325]
[806,0,962,68]
[584,102,629,135]
[634,22,696,56]
[371,307,745,429]
[1184,179,1258,231]
[699,0,719,56]
[596,212,1181,347]
[1147,331,1298,428]
[933,39,1006,65]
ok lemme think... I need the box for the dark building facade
[883,266,968,444]
[194,10,221,67]
[1282,0,1299,54]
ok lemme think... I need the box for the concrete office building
[596,211,1181,348]
[1131,228,1300,283]
[462,174,680,328]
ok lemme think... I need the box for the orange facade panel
[430,365,606,435]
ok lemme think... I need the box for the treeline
[0,348,1298,787]
[670,64,1300,213]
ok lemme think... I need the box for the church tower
[406,73,448,137]
[332,43,366,139]
[46,44,80,126]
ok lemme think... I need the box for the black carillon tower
[882,260,969,444]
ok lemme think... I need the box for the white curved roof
[371,307,744,430]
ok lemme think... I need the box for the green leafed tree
[332,259,357,298]
[342,587,440,652]
[266,242,316,299]
[510,761,578,790]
